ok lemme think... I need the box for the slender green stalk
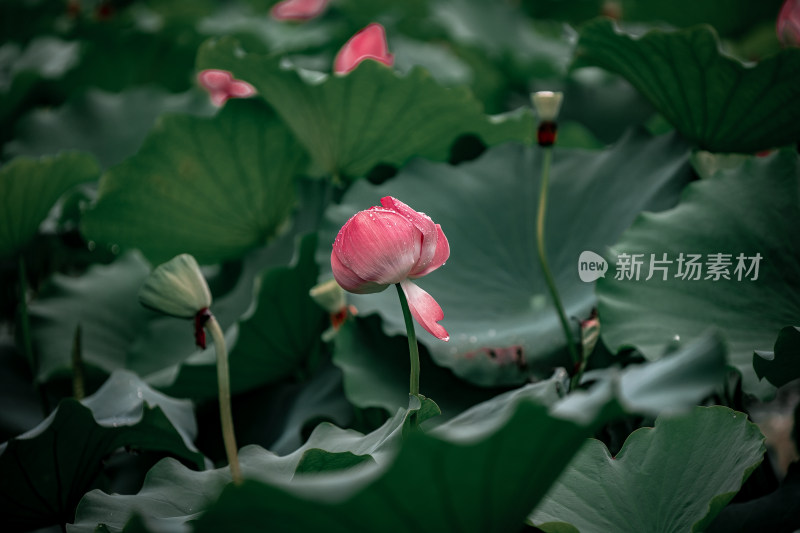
[395,284,420,397]
[18,255,50,414]
[535,148,581,379]
[71,324,85,400]
[17,255,35,372]
[206,315,242,485]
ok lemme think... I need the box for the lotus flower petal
[270,0,329,21]
[197,69,256,107]
[331,197,449,340]
[380,196,439,275]
[778,0,800,47]
[333,208,419,286]
[400,280,449,341]
[334,23,394,75]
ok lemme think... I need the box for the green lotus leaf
[597,150,800,398]
[573,19,800,153]
[0,371,204,532]
[0,152,99,258]
[196,37,533,180]
[82,99,306,265]
[318,130,692,386]
[529,406,766,533]
[5,87,214,170]
[753,326,800,389]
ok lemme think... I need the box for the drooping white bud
[139,254,212,318]
[309,278,347,313]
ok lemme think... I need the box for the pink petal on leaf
[198,69,232,91]
[778,0,800,47]
[400,280,449,341]
[271,0,329,20]
[227,79,256,98]
[197,69,256,107]
[334,23,394,74]
[333,208,419,286]
[209,91,229,107]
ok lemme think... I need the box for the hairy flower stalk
[331,197,449,415]
[139,254,242,484]
[531,92,583,386]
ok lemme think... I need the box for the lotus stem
[206,314,242,485]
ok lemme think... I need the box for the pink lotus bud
[331,196,450,340]
[270,0,329,21]
[197,69,257,107]
[334,23,394,75]
[778,0,800,47]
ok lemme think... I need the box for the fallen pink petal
[777,0,800,46]
[331,196,449,340]
[334,23,394,74]
[197,69,257,107]
[270,0,329,21]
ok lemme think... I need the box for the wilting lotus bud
[139,254,211,319]
[309,278,347,313]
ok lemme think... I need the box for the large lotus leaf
[81,98,307,265]
[0,333,43,442]
[5,87,214,169]
[333,314,532,418]
[30,225,307,395]
[0,37,80,127]
[69,393,442,533]
[597,150,800,398]
[196,37,533,180]
[573,19,800,153]
[554,332,728,422]
[194,336,727,533]
[197,3,344,54]
[63,23,200,94]
[529,406,766,533]
[267,362,354,455]
[707,462,800,533]
[753,326,800,389]
[70,334,726,533]
[0,1,64,44]
[527,0,781,38]
[165,233,328,396]
[431,0,573,78]
[562,67,656,145]
[0,152,100,258]
[318,130,692,386]
[0,371,204,532]
[390,35,474,88]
